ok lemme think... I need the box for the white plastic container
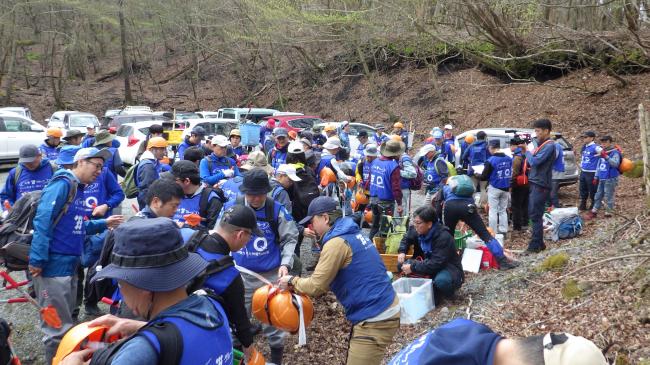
[392,277,434,324]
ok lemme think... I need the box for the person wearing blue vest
[525,119,556,253]
[177,126,206,161]
[586,135,621,220]
[1,145,55,208]
[268,127,290,171]
[170,160,223,230]
[136,137,168,210]
[219,168,299,365]
[368,139,404,240]
[462,130,490,207]
[63,218,233,365]
[279,197,400,365]
[29,147,124,363]
[270,163,302,213]
[440,181,518,270]
[81,124,96,145]
[388,318,608,365]
[480,140,513,234]
[200,135,241,187]
[354,130,370,160]
[579,131,599,211]
[398,147,418,215]
[373,124,389,146]
[93,130,126,178]
[338,121,351,152]
[194,205,263,362]
[40,127,63,161]
[354,143,379,213]
[443,123,455,147]
[549,141,565,208]
[420,144,449,206]
[431,129,455,164]
[229,129,245,156]
[397,206,463,302]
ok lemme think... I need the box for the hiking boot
[579,200,587,211]
[584,211,597,220]
[84,304,103,317]
[604,210,613,218]
[525,244,546,254]
[497,256,519,270]
[270,346,284,365]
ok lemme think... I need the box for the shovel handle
[1,279,29,291]
[0,298,29,304]
[0,271,40,308]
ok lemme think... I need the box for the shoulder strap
[271,186,283,200]
[199,187,213,218]
[203,157,213,173]
[52,175,78,227]
[264,199,280,242]
[533,139,553,155]
[143,321,183,365]
[186,230,211,253]
[13,165,22,187]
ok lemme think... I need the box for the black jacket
[201,233,254,348]
[398,223,464,287]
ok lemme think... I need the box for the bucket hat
[380,139,405,157]
[56,146,82,165]
[239,168,273,195]
[240,151,274,174]
[364,143,379,157]
[64,130,85,140]
[91,218,208,292]
[323,137,342,150]
[93,130,115,146]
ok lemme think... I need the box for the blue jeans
[433,269,456,298]
[593,177,618,212]
[528,183,550,251]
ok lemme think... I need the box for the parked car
[0,107,32,120]
[217,108,278,123]
[46,110,77,129]
[159,111,199,120]
[179,118,238,140]
[453,128,579,186]
[63,112,100,133]
[120,105,153,115]
[272,111,304,116]
[312,122,376,155]
[261,115,325,133]
[104,114,169,129]
[115,120,179,165]
[197,111,220,119]
[0,112,46,163]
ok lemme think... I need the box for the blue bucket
[240,123,261,146]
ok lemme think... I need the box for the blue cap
[432,130,443,139]
[56,145,82,165]
[488,139,500,148]
[299,196,339,225]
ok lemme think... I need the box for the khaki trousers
[346,314,400,365]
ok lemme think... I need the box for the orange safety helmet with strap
[319,167,337,187]
[52,323,121,365]
[252,285,314,334]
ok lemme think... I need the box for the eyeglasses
[85,160,104,171]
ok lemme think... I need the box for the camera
[505,129,532,145]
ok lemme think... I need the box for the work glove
[222,169,235,178]
[595,146,603,154]
[592,178,598,185]
[600,150,608,158]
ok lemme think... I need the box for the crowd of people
[0,117,615,365]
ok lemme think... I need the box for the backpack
[557,215,583,240]
[448,175,475,197]
[13,161,57,186]
[0,318,15,365]
[120,163,140,199]
[613,145,632,173]
[198,187,226,222]
[184,230,237,293]
[0,175,77,271]
[434,157,457,177]
[400,155,423,191]
[290,168,320,222]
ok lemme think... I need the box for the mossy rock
[561,279,583,300]
[615,354,630,365]
[537,252,570,271]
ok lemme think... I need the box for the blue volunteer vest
[399,154,414,189]
[206,154,234,175]
[373,133,388,146]
[232,145,244,156]
[13,164,53,201]
[197,249,240,295]
[469,142,487,165]
[424,158,445,187]
[82,169,109,215]
[271,149,287,170]
[104,147,117,177]
[487,155,512,189]
[39,143,59,161]
[222,177,243,202]
[597,150,620,179]
[324,220,395,324]
[581,143,599,172]
[50,177,86,256]
[369,158,398,200]
[230,201,283,272]
[173,193,202,225]
[362,158,373,186]
[356,143,366,160]
[141,296,233,365]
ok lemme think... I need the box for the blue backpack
[557,215,583,240]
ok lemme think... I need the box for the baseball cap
[276,164,301,182]
[74,147,112,163]
[543,333,607,365]
[420,144,437,155]
[323,124,336,132]
[191,126,206,137]
[299,196,339,225]
[582,131,596,138]
[444,124,453,130]
[221,205,263,237]
[211,135,230,147]
[18,145,40,163]
[86,124,96,129]
[488,139,500,148]
[171,160,199,180]
[432,130,444,139]
[375,124,386,130]
[274,127,289,138]
[288,141,305,154]
[323,137,342,150]
[341,121,350,128]
[599,135,613,142]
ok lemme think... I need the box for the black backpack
[289,167,320,223]
[0,318,13,365]
[0,176,77,271]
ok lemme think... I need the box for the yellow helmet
[147,136,168,149]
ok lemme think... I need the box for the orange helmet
[47,128,63,138]
[248,348,266,365]
[147,136,168,149]
[464,134,475,144]
[323,124,336,133]
[364,207,373,224]
[267,290,314,333]
[288,130,298,140]
[393,122,404,129]
[355,190,369,205]
[389,134,402,142]
[52,322,120,365]
[252,284,276,325]
[319,167,337,187]
[619,158,634,173]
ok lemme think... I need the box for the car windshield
[70,116,98,127]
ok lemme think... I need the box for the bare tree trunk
[1,10,17,104]
[119,0,133,104]
[640,103,650,205]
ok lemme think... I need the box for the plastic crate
[239,122,261,146]
[454,230,473,250]
[392,277,434,324]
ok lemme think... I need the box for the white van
[217,108,278,123]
